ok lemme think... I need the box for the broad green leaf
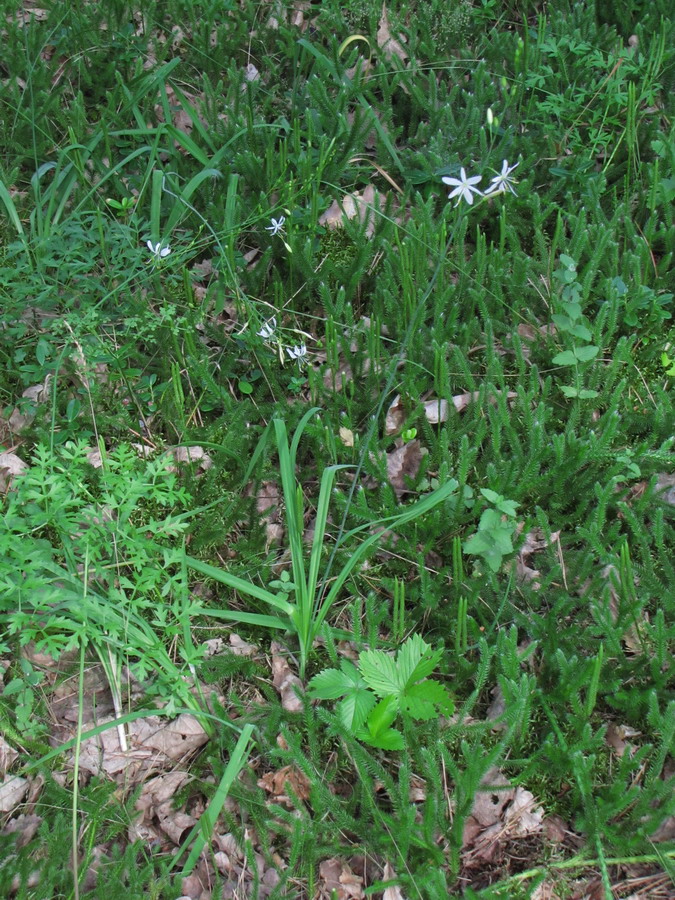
[359,727,405,750]
[308,660,363,699]
[396,635,441,687]
[358,650,401,696]
[402,681,454,720]
[338,689,377,731]
[366,695,399,737]
[552,350,578,366]
[574,345,599,362]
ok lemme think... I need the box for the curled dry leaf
[384,390,518,436]
[339,426,355,447]
[229,633,258,656]
[319,184,386,239]
[385,439,427,496]
[605,722,640,759]
[270,642,303,713]
[382,862,406,900]
[71,712,209,782]
[377,5,408,63]
[318,858,364,900]
[0,451,27,492]
[256,480,283,547]
[0,735,19,774]
[0,775,29,813]
[1,813,42,850]
[170,445,213,474]
[257,765,311,804]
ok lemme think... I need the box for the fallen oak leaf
[270,642,303,712]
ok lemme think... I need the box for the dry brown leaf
[377,5,408,63]
[72,713,208,782]
[605,722,640,759]
[384,394,406,435]
[256,481,283,547]
[339,426,355,447]
[170,445,213,473]
[386,439,427,496]
[257,765,311,804]
[0,451,27,492]
[1,813,42,849]
[0,775,29,813]
[318,184,386,239]
[505,786,544,836]
[0,735,19,775]
[270,642,303,713]
[382,862,406,900]
[228,633,258,656]
[655,472,675,506]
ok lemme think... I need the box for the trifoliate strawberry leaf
[307,659,363,699]
[357,727,405,750]
[400,681,454,720]
[366,695,399,737]
[358,650,401,697]
[396,634,442,687]
[337,687,377,731]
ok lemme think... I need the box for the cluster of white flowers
[256,318,307,367]
[147,240,171,259]
[442,160,519,207]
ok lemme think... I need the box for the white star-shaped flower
[442,168,483,206]
[257,317,277,340]
[266,216,286,236]
[485,160,519,196]
[146,240,171,259]
[286,343,307,365]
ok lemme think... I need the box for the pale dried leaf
[0,451,27,491]
[384,394,406,435]
[469,768,513,827]
[505,786,544,836]
[377,5,408,62]
[339,426,355,447]
[257,765,311,803]
[0,735,19,774]
[1,814,42,849]
[270,643,303,713]
[256,481,283,547]
[655,472,675,506]
[605,722,640,759]
[0,775,29,813]
[386,439,427,496]
[424,390,518,424]
[171,445,213,472]
[318,185,385,239]
[382,862,405,900]
[229,633,258,656]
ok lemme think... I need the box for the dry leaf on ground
[318,858,364,900]
[169,445,213,474]
[382,862,406,900]
[0,451,27,492]
[0,736,19,774]
[385,439,427,496]
[0,775,29,813]
[258,765,311,805]
[377,5,408,63]
[384,390,518,435]
[319,185,387,239]
[270,643,303,712]
[256,481,284,547]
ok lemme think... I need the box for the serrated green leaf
[308,660,362,699]
[397,634,441,687]
[367,695,399,736]
[358,650,401,696]
[402,681,454,720]
[359,727,405,750]
[337,688,377,731]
